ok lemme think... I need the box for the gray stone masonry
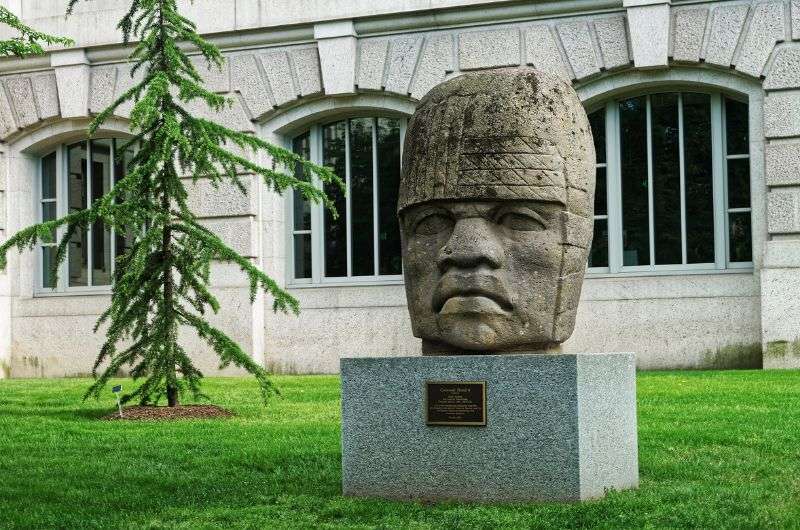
[341,353,639,502]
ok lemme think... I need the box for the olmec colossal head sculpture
[398,68,595,354]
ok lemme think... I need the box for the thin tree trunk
[162,168,178,407]
[166,383,179,407]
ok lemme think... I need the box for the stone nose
[437,217,505,272]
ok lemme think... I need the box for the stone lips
[397,67,596,219]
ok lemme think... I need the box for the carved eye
[497,211,545,231]
[415,213,454,235]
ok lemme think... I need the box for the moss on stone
[765,341,789,358]
[0,360,9,379]
[701,343,763,369]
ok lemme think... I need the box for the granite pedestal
[341,353,638,503]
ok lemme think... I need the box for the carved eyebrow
[404,206,452,230]
[492,204,548,226]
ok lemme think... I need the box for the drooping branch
[0,7,73,57]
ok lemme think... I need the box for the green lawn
[1,372,799,529]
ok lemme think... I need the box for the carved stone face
[398,68,595,354]
[401,200,566,352]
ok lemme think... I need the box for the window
[588,92,752,273]
[38,139,134,292]
[290,117,405,283]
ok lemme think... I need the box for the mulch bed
[102,405,234,421]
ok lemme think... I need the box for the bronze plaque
[425,381,486,426]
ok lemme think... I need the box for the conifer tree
[0,6,72,57]
[0,0,340,406]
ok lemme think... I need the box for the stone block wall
[0,0,799,375]
[762,36,800,368]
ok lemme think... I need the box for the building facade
[1,0,799,378]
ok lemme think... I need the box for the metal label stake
[112,385,123,418]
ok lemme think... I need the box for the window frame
[286,114,407,287]
[35,138,128,295]
[586,88,754,276]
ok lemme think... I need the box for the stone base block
[341,353,639,503]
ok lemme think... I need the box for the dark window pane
[92,140,112,286]
[651,94,681,265]
[41,152,57,200]
[42,202,57,242]
[114,140,134,258]
[67,142,88,287]
[292,132,311,231]
[113,139,135,261]
[323,121,347,277]
[619,96,650,266]
[595,166,607,216]
[116,229,135,262]
[588,109,606,164]
[349,118,375,276]
[113,139,135,190]
[729,212,752,262]
[377,117,402,275]
[293,234,312,279]
[589,218,609,268]
[683,93,715,264]
[725,98,749,155]
[42,201,56,222]
[42,247,57,289]
[727,158,751,209]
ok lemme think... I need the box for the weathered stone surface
[594,16,629,70]
[341,353,639,502]
[54,64,90,118]
[317,35,358,94]
[767,143,800,186]
[671,7,709,63]
[626,3,669,67]
[5,77,39,128]
[260,50,297,106]
[185,96,254,133]
[190,55,230,93]
[289,47,322,97]
[764,239,800,268]
[458,28,520,70]
[767,189,799,233]
[409,34,453,100]
[765,91,800,138]
[764,46,800,89]
[0,86,18,138]
[186,177,258,218]
[761,259,800,369]
[0,151,5,189]
[704,3,749,67]
[524,25,571,80]
[0,190,5,230]
[231,54,274,119]
[399,69,595,352]
[89,68,117,115]
[113,66,144,118]
[384,36,423,96]
[557,21,600,79]
[794,0,800,41]
[735,1,785,78]
[30,73,59,120]
[199,217,257,257]
[357,39,389,90]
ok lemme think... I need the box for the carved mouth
[433,285,513,315]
